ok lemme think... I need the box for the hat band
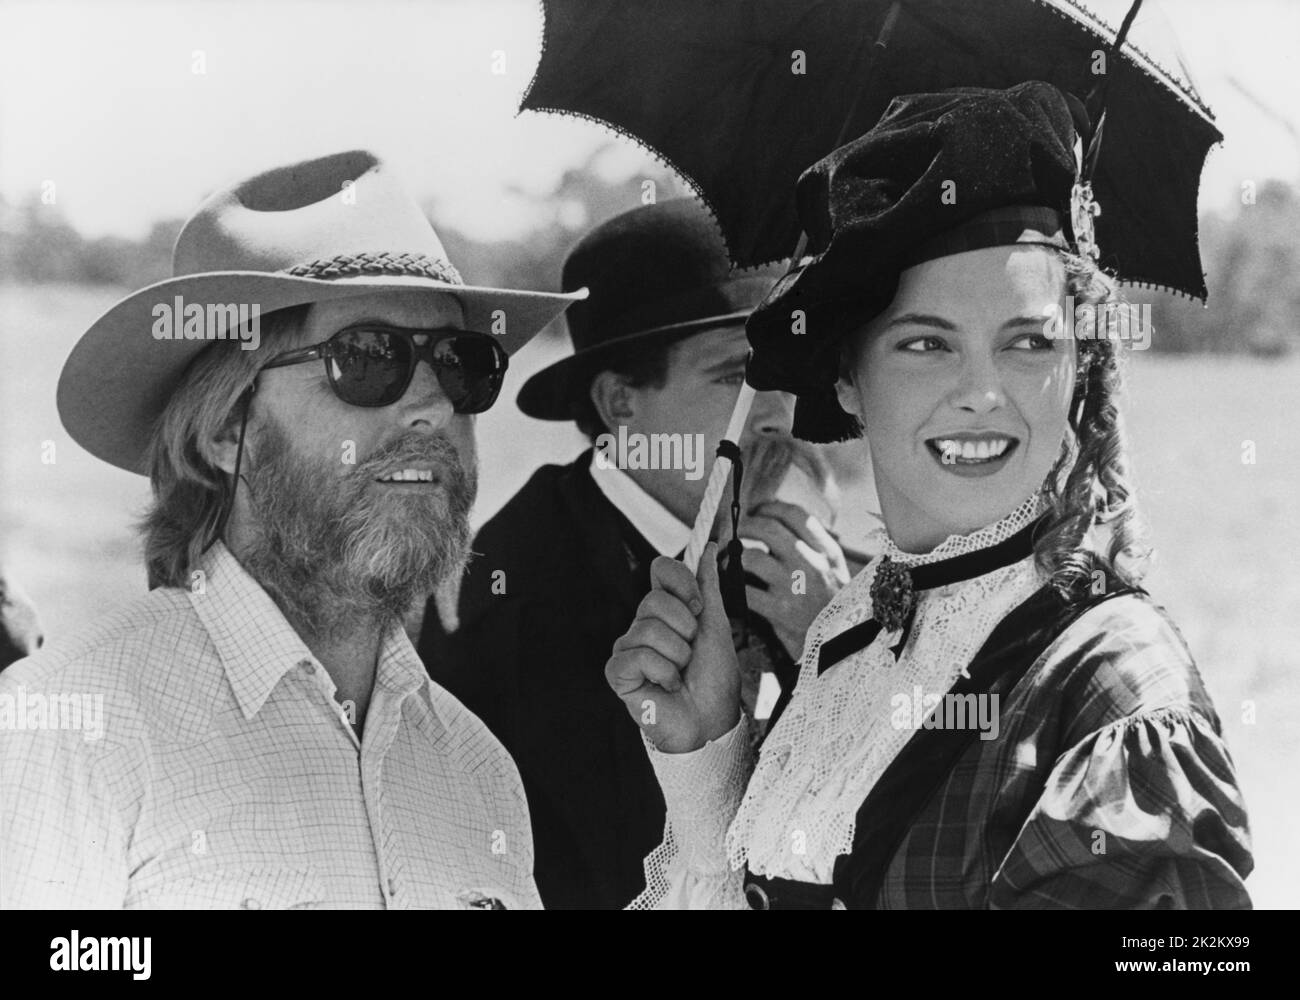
[901,205,1068,269]
[283,250,464,285]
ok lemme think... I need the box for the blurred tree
[0,193,182,289]
[428,148,683,291]
[1137,180,1300,356]
[3,155,1296,357]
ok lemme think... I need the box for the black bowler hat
[518,198,781,420]
[747,81,1088,443]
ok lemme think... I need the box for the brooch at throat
[869,556,915,633]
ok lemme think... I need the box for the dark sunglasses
[260,324,509,413]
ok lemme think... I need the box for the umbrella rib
[1046,0,1217,119]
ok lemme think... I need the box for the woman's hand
[606,542,740,754]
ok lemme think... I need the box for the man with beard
[0,150,582,908]
[419,199,863,908]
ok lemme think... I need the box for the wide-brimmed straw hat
[517,198,780,420]
[57,149,586,475]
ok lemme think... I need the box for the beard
[239,420,476,640]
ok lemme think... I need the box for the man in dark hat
[418,197,855,908]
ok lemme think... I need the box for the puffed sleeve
[989,705,1252,909]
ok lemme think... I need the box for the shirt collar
[375,623,433,702]
[588,451,692,557]
[188,542,317,720]
[191,543,435,723]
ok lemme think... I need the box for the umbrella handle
[682,381,756,573]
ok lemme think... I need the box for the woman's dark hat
[747,81,1087,443]
[518,198,781,420]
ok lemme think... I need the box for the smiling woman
[839,244,1145,601]
[839,245,1077,552]
[608,82,1253,910]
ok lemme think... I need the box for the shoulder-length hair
[138,305,311,589]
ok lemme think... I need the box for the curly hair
[1034,250,1152,600]
[837,248,1152,602]
[139,305,311,589]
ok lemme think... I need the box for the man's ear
[589,370,635,433]
[205,393,252,475]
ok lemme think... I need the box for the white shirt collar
[191,542,428,722]
[588,450,692,557]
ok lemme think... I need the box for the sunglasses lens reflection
[433,336,503,414]
[328,329,411,406]
[330,329,503,412]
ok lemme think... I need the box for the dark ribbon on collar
[816,513,1047,675]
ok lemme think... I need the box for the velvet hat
[746,81,1088,443]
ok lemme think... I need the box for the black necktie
[816,515,1047,676]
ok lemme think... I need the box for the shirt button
[387,878,397,897]
[299,659,316,674]
[241,898,261,910]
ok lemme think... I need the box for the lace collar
[880,492,1049,569]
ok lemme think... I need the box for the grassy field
[3,283,1297,908]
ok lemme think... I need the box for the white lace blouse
[630,493,1049,909]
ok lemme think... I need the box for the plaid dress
[862,587,1253,909]
[641,561,1253,910]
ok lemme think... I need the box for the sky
[1,0,1297,242]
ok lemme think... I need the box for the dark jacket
[747,583,1253,909]
[419,452,669,909]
